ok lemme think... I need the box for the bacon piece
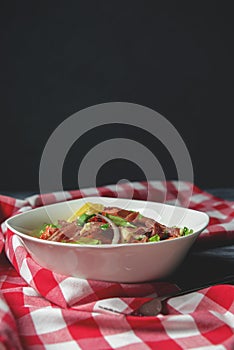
[102,207,135,218]
[80,222,113,244]
[129,236,148,243]
[45,221,82,242]
[132,215,155,228]
[167,227,181,238]
[102,207,120,216]
[152,222,166,239]
[151,222,180,240]
[88,216,106,223]
[125,211,139,222]
[119,226,152,243]
[117,209,134,218]
[59,222,82,240]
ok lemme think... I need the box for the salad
[34,202,194,245]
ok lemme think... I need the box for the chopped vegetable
[36,203,194,245]
[100,223,109,230]
[98,214,120,244]
[106,214,136,228]
[77,213,95,226]
[180,227,194,236]
[68,238,100,245]
[67,202,104,223]
[39,223,58,234]
[149,234,160,242]
[39,225,59,240]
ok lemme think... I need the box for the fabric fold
[5,231,179,309]
[0,181,234,349]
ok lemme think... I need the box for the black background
[1,1,233,192]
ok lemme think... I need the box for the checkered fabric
[0,181,234,349]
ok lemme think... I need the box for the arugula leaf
[106,214,136,228]
[100,223,109,230]
[70,238,100,245]
[149,234,160,242]
[77,213,95,226]
[181,227,194,236]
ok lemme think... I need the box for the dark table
[169,188,234,289]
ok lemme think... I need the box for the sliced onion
[97,214,120,244]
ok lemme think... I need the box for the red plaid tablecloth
[0,181,234,349]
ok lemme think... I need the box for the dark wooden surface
[168,188,234,289]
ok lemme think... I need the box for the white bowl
[6,197,209,283]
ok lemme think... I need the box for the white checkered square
[133,182,147,190]
[45,341,82,349]
[191,194,209,203]
[15,199,26,208]
[190,345,226,350]
[105,330,142,348]
[53,191,72,202]
[149,181,166,191]
[58,277,94,305]
[20,259,33,284]
[22,286,40,297]
[171,181,191,191]
[93,298,128,314]
[206,210,227,220]
[12,235,22,252]
[220,222,234,230]
[1,222,7,233]
[162,314,200,339]
[105,184,118,191]
[0,297,9,313]
[168,292,204,314]
[18,206,32,213]
[31,307,66,334]
[81,187,99,195]
[211,310,234,329]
